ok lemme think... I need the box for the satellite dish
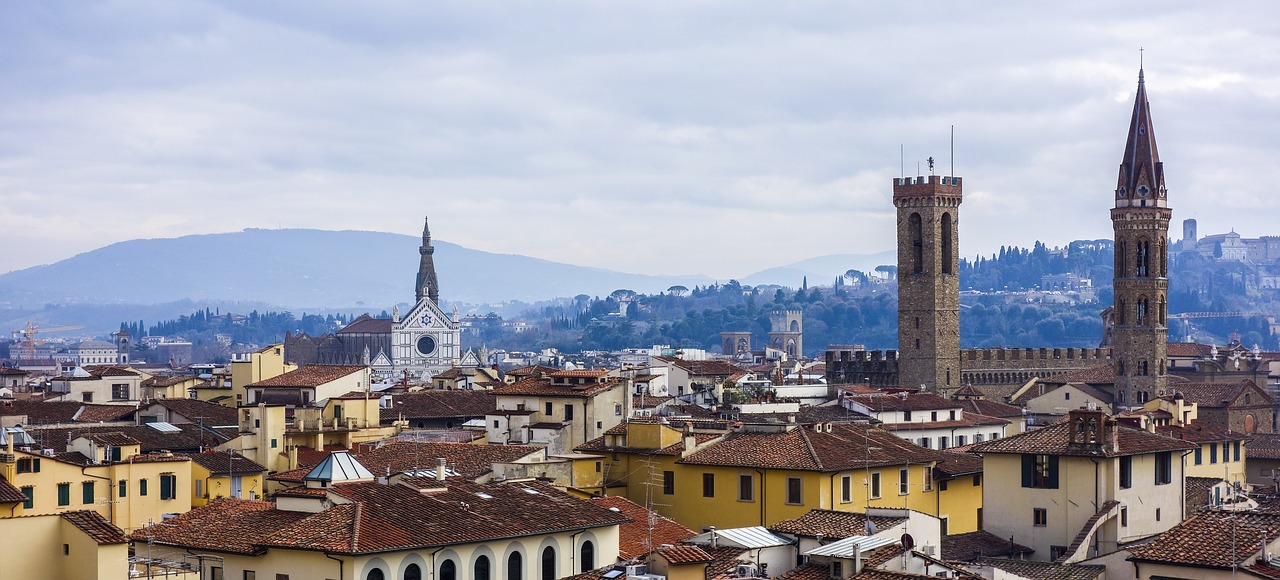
[901,533,915,550]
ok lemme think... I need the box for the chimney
[436,457,447,481]
[288,446,298,470]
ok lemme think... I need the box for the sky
[2,1,1279,281]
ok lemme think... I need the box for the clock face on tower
[416,335,437,356]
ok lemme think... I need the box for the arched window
[542,546,557,580]
[941,213,953,275]
[475,555,491,580]
[404,564,422,580]
[1116,241,1127,277]
[508,552,523,580]
[1117,299,1127,325]
[1141,361,1149,376]
[581,541,595,572]
[1137,298,1147,326]
[440,560,457,580]
[909,213,923,274]
[1158,296,1166,325]
[367,569,385,580]
[1137,240,1149,277]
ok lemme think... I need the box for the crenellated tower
[416,216,439,304]
[895,174,962,393]
[1111,68,1171,407]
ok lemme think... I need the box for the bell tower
[895,173,962,393]
[416,216,439,304]
[1111,67,1171,407]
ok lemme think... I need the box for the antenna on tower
[900,144,904,178]
[950,125,955,178]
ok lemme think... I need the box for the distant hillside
[0,229,718,308]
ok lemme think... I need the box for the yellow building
[139,375,202,400]
[0,502,129,580]
[1155,422,1246,484]
[187,450,267,506]
[579,420,982,535]
[1,432,193,534]
[228,344,295,405]
[133,451,628,580]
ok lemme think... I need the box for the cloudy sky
[3,1,1278,280]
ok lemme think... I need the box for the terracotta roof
[848,392,961,413]
[187,451,267,476]
[1167,342,1214,357]
[934,451,984,477]
[633,395,675,409]
[879,413,1008,431]
[970,420,1195,458]
[146,398,238,426]
[1248,433,1280,460]
[247,365,365,388]
[775,564,829,580]
[1185,476,1222,513]
[768,509,906,539]
[952,385,986,398]
[352,440,543,480]
[1174,380,1273,408]
[142,375,198,388]
[655,544,713,565]
[381,390,497,422]
[1128,510,1280,568]
[0,475,28,503]
[26,423,228,455]
[942,531,1033,561]
[61,510,128,544]
[652,357,748,377]
[131,498,313,555]
[433,368,465,380]
[337,315,393,335]
[549,369,611,378]
[504,365,560,378]
[492,377,623,398]
[971,558,1103,580]
[678,423,947,471]
[956,398,1023,418]
[591,496,693,558]
[0,400,89,424]
[80,365,141,378]
[1153,422,1245,443]
[78,431,139,446]
[75,404,139,423]
[577,431,723,457]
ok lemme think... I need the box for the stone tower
[1111,68,1170,407]
[416,216,439,304]
[768,310,803,359]
[895,174,962,393]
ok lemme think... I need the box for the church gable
[398,298,454,331]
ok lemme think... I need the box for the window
[244,572,256,580]
[139,479,148,496]
[160,474,177,500]
[975,434,984,443]
[404,565,421,580]
[786,477,802,505]
[1022,454,1059,489]
[474,555,491,580]
[909,212,923,273]
[20,486,32,510]
[1120,506,1128,527]
[973,474,982,487]
[662,471,674,495]
[1223,441,1231,463]
[899,468,908,495]
[956,435,967,446]
[16,457,40,474]
[440,560,457,580]
[82,481,94,504]
[1033,508,1047,526]
[922,467,933,491]
[703,473,715,498]
[58,483,70,506]
[211,567,223,580]
[903,410,912,422]
[949,410,956,421]
[1210,442,1218,464]
[1235,441,1242,462]
[508,552,523,580]
[271,438,277,449]
[931,411,938,422]
[939,480,948,491]
[195,479,203,498]
[594,461,601,473]
[545,402,552,416]
[541,547,556,580]
[580,541,595,572]
[938,436,948,449]
[1050,546,1067,561]
[1156,508,1162,521]
[941,213,953,274]
[840,475,852,503]
[1155,452,1172,485]
[112,383,129,400]
[919,437,931,449]
[110,446,122,462]
[82,392,93,403]
[871,473,881,498]
[1194,446,1203,465]
[1119,456,1132,489]
[738,474,754,501]
[564,405,574,420]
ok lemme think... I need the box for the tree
[667,285,689,297]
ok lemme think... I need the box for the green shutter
[1021,455,1034,488]
[58,483,70,506]
[160,475,173,500]
[82,482,94,504]
[139,479,148,496]
[1047,456,1060,489]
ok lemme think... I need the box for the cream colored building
[488,370,629,454]
[972,408,1195,564]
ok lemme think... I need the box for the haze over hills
[0,228,896,313]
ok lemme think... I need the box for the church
[284,217,464,380]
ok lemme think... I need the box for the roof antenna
[900,144,905,179]
[950,125,955,178]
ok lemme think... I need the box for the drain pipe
[325,552,345,580]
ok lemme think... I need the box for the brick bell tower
[1111,67,1170,407]
[895,173,962,393]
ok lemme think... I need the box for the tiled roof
[1248,433,1280,460]
[381,390,497,422]
[1167,342,1213,357]
[633,395,675,409]
[1174,380,1273,407]
[247,365,365,388]
[0,475,28,503]
[970,420,1195,458]
[1128,510,1280,568]
[879,413,1008,431]
[187,451,267,476]
[942,531,1033,561]
[934,451,984,477]
[148,398,238,426]
[142,375,198,388]
[655,544,712,565]
[131,498,313,554]
[591,496,694,558]
[1185,476,1222,513]
[493,377,622,398]
[678,423,947,471]
[952,385,986,398]
[848,392,960,413]
[504,365,561,378]
[767,509,906,539]
[78,431,140,446]
[550,369,611,378]
[577,431,723,457]
[653,357,748,377]
[80,365,141,378]
[75,404,139,423]
[352,441,543,479]
[61,510,128,544]
[956,398,1023,418]
[26,423,228,455]
[0,400,88,424]
[775,564,829,580]
[1154,422,1245,443]
[972,558,1103,580]
[338,315,393,334]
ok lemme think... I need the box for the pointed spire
[1115,66,1166,207]
[416,215,439,304]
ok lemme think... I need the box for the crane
[10,321,85,360]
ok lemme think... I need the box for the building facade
[895,174,963,395]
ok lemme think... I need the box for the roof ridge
[798,427,824,470]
